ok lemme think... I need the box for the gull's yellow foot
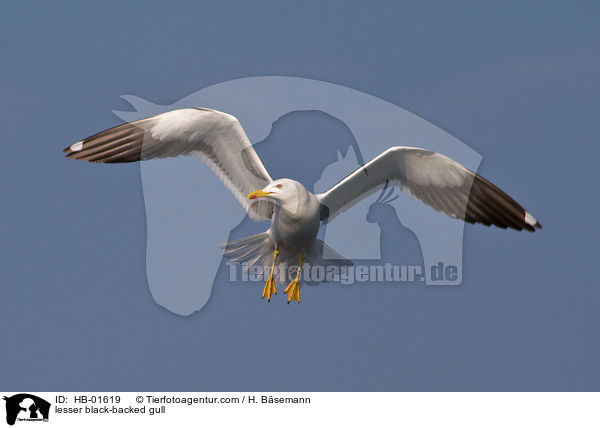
[262,274,277,302]
[284,278,300,304]
[262,248,280,302]
[285,252,304,304]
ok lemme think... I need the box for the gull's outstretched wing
[64,108,274,220]
[317,146,542,232]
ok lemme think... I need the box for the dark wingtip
[525,219,542,232]
[522,221,543,232]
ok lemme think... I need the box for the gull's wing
[64,108,274,220]
[317,146,542,232]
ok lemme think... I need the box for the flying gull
[64,108,542,303]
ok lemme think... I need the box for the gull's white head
[248,179,304,213]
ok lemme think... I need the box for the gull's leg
[284,252,305,304]
[262,248,279,302]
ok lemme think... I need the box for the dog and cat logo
[2,394,50,425]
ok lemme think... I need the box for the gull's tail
[306,240,353,269]
[220,232,275,267]
[220,232,353,285]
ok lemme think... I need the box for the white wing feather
[64,108,274,220]
[317,146,541,231]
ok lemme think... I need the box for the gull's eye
[275,184,283,189]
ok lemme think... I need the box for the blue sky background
[1,1,599,391]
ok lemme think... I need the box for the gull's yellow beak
[248,189,272,200]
